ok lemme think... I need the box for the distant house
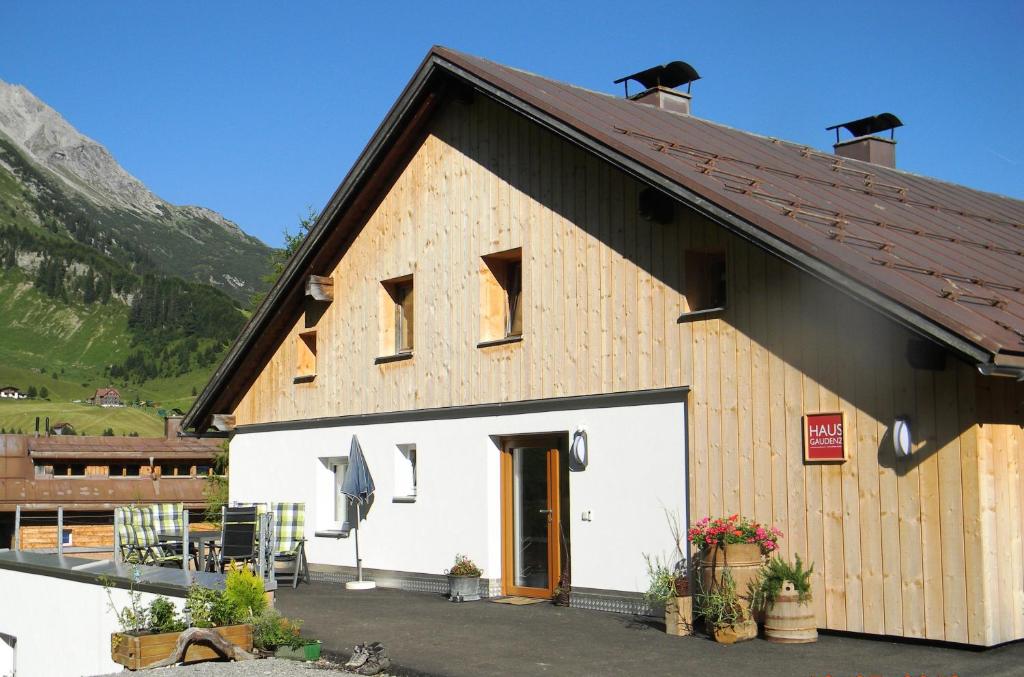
[89,387,123,407]
[50,422,75,436]
[0,386,25,400]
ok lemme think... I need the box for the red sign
[803,412,847,462]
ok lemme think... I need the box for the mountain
[0,79,274,435]
[0,79,271,302]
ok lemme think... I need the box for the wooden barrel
[764,581,818,643]
[699,542,762,605]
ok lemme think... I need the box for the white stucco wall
[0,568,185,677]
[230,400,687,594]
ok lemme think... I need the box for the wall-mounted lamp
[893,417,913,457]
[570,427,589,471]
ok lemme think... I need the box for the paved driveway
[276,583,1022,677]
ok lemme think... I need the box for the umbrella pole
[355,503,362,581]
[345,501,376,590]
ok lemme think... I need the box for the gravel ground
[93,657,396,676]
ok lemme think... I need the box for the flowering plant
[688,515,782,554]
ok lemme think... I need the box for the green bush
[750,554,814,612]
[223,567,267,622]
[694,571,750,629]
[149,596,186,633]
[252,607,307,650]
[184,585,234,628]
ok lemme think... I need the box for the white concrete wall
[0,569,185,677]
[231,400,687,593]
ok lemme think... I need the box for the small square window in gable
[681,250,727,318]
[295,329,317,382]
[378,275,414,360]
[479,248,523,344]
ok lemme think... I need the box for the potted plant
[445,553,482,602]
[751,554,818,643]
[689,515,782,609]
[253,607,321,660]
[643,555,693,636]
[106,567,257,670]
[693,570,756,644]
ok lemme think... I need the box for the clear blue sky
[3,2,1022,248]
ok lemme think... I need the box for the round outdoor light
[570,428,589,470]
[893,417,913,457]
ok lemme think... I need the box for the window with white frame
[332,458,349,524]
[393,444,416,501]
[317,455,350,531]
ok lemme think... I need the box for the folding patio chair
[130,505,183,568]
[114,506,145,564]
[211,505,258,572]
[271,502,309,588]
[149,502,200,569]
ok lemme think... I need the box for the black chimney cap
[614,61,701,92]
[827,113,904,139]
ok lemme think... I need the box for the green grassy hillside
[0,400,164,437]
[0,269,217,435]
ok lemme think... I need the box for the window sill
[392,496,417,504]
[477,335,523,349]
[375,352,413,365]
[293,374,316,384]
[677,307,726,323]
[315,527,351,539]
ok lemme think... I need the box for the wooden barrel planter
[699,542,762,606]
[764,581,818,643]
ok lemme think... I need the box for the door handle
[538,509,552,514]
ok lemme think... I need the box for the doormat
[490,596,546,605]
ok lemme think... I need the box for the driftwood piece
[144,627,255,669]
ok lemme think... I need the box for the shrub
[642,554,676,605]
[750,554,814,612]
[223,567,267,622]
[149,596,186,633]
[252,607,307,650]
[184,585,233,628]
[445,553,482,577]
[694,570,750,629]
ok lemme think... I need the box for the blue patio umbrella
[340,435,376,587]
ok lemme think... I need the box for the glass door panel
[512,447,550,589]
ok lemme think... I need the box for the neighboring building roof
[0,386,20,392]
[27,435,220,459]
[183,46,1024,432]
[92,387,121,399]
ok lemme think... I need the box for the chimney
[164,415,183,440]
[615,60,700,115]
[827,113,903,168]
[630,87,692,115]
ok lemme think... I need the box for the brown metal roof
[28,435,220,458]
[434,47,1024,358]
[183,47,1024,431]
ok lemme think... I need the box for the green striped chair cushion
[149,502,183,535]
[271,502,305,555]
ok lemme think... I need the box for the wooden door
[501,436,561,598]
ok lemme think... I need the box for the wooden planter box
[111,624,253,670]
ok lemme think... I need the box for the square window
[480,248,523,343]
[393,444,417,501]
[296,330,317,380]
[379,275,414,358]
[682,250,727,315]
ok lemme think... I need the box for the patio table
[157,530,221,570]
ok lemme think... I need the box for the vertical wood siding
[231,95,1024,644]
